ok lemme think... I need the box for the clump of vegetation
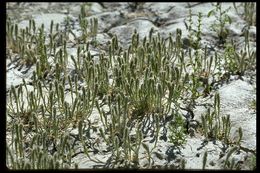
[186,9,203,50]
[208,3,232,44]
[233,2,256,26]
[6,2,256,170]
[168,113,187,146]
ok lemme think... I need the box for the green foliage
[224,146,240,170]
[202,151,208,169]
[242,3,256,26]
[6,3,256,169]
[208,3,232,44]
[200,93,232,142]
[233,2,256,26]
[168,113,187,146]
[187,9,202,50]
[78,12,98,44]
[223,31,256,76]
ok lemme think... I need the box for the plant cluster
[223,28,256,77]
[233,2,256,26]
[186,9,203,50]
[208,3,232,44]
[200,93,234,143]
[6,3,256,170]
[6,20,189,169]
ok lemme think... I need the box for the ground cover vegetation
[6,2,256,170]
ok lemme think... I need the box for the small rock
[144,3,175,14]
[70,128,79,136]
[127,19,158,39]
[89,3,103,14]
[108,25,136,48]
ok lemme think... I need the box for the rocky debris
[86,11,124,33]
[108,25,136,49]
[108,19,158,48]
[19,13,68,31]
